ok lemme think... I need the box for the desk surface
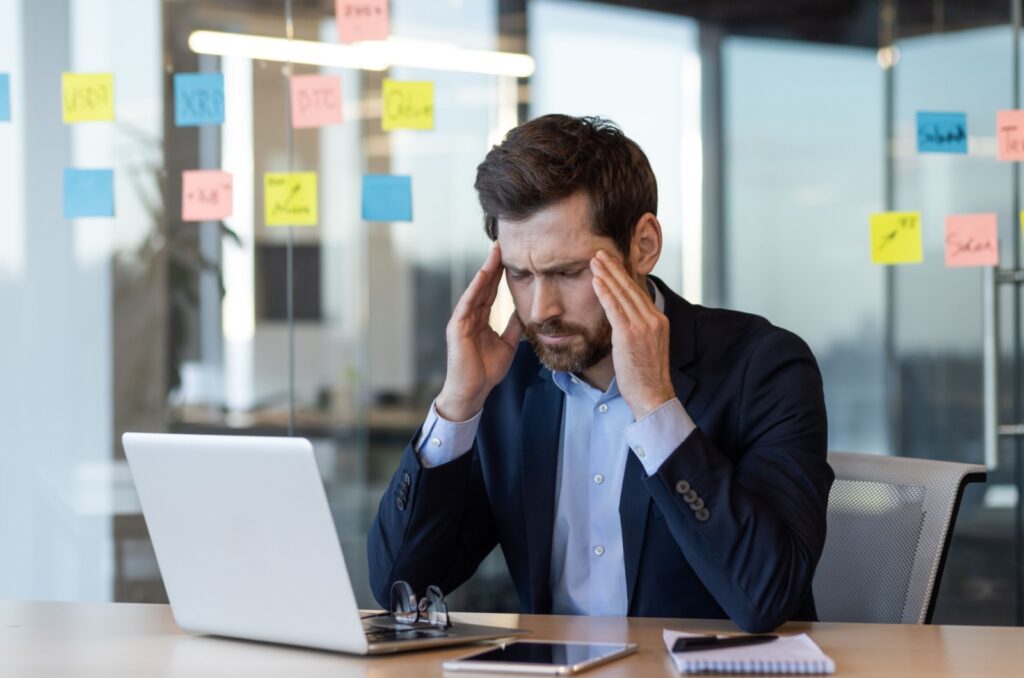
[0,600,1022,677]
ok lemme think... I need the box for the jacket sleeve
[643,328,833,633]
[367,434,498,607]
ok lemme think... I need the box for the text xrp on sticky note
[382,79,434,131]
[182,170,233,222]
[174,73,225,127]
[291,75,343,129]
[62,73,114,123]
[870,212,923,265]
[264,172,318,227]
[945,213,999,268]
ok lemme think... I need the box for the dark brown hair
[474,114,658,256]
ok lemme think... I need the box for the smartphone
[442,640,638,675]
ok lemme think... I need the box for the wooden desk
[0,600,1021,676]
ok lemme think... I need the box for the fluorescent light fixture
[188,30,536,78]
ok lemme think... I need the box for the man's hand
[590,249,676,420]
[435,244,524,421]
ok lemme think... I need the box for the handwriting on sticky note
[175,73,224,127]
[946,213,999,267]
[997,110,1024,161]
[917,112,967,153]
[382,80,434,131]
[62,73,114,123]
[182,170,233,222]
[870,212,922,265]
[336,0,389,43]
[0,73,10,122]
[63,168,115,218]
[291,75,343,129]
[362,175,412,221]
[264,172,318,226]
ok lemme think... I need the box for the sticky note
[336,0,389,43]
[362,175,412,221]
[290,75,343,129]
[174,73,225,127]
[264,172,318,226]
[945,213,999,267]
[382,80,434,131]
[870,212,922,264]
[182,170,233,222]
[917,112,967,153]
[62,73,114,123]
[63,168,114,218]
[997,110,1024,161]
[0,73,10,122]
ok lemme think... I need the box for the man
[368,114,833,633]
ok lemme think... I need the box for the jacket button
[402,472,411,486]
[396,497,407,511]
[694,508,710,522]
[689,497,705,511]
[682,489,698,504]
[675,480,691,495]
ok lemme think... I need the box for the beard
[520,313,613,374]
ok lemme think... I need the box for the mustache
[522,317,590,337]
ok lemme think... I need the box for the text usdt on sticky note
[264,172,318,227]
[62,73,114,123]
[382,80,434,131]
[336,0,389,44]
[291,75,343,129]
[870,212,923,265]
[946,213,999,268]
[182,170,233,222]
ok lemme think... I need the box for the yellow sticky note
[62,72,114,123]
[870,212,923,264]
[264,172,318,226]
[382,79,434,130]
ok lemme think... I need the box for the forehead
[497,192,610,268]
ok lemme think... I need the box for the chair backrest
[812,451,985,624]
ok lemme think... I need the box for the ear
[629,212,662,277]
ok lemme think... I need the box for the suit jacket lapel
[520,369,564,614]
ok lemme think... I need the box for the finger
[483,250,506,309]
[595,250,655,313]
[454,246,501,317]
[592,274,628,331]
[501,311,524,346]
[591,255,643,324]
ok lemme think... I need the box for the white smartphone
[442,640,638,675]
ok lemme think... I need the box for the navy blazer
[368,278,833,632]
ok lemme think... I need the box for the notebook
[663,630,836,675]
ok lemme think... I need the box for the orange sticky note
[290,75,343,129]
[182,170,233,222]
[945,213,999,267]
[997,110,1024,161]
[336,0,389,43]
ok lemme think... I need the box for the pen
[672,634,778,653]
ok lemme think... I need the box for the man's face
[497,191,625,373]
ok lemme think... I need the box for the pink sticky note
[182,170,233,222]
[290,75,343,129]
[997,110,1024,161]
[945,213,999,267]
[336,0,389,43]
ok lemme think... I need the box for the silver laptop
[122,432,526,654]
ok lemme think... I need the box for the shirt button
[593,474,604,485]
[598,403,609,413]
[430,438,442,447]
[571,376,580,385]
[634,446,646,459]
[593,545,605,556]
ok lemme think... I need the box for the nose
[529,277,563,325]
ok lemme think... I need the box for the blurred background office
[1,0,1023,626]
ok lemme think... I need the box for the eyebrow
[504,259,591,275]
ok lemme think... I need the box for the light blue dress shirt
[415,282,697,615]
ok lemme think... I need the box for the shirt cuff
[623,398,697,476]
[414,400,483,468]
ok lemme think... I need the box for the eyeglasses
[374,580,451,629]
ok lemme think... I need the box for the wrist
[632,389,676,421]
[435,391,483,422]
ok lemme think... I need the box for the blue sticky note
[63,168,115,218]
[362,174,413,222]
[0,73,10,122]
[174,72,224,127]
[917,111,967,153]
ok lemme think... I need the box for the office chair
[812,451,986,624]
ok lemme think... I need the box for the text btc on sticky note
[998,110,1024,161]
[362,175,412,221]
[946,213,999,268]
[264,172,318,226]
[0,73,10,122]
[64,168,115,218]
[870,212,923,264]
[182,170,233,222]
[917,111,967,153]
[336,0,389,43]
[291,75,343,129]
[62,73,114,123]
[382,80,434,130]
[174,73,225,127]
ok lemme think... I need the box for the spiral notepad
[663,630,836,675]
